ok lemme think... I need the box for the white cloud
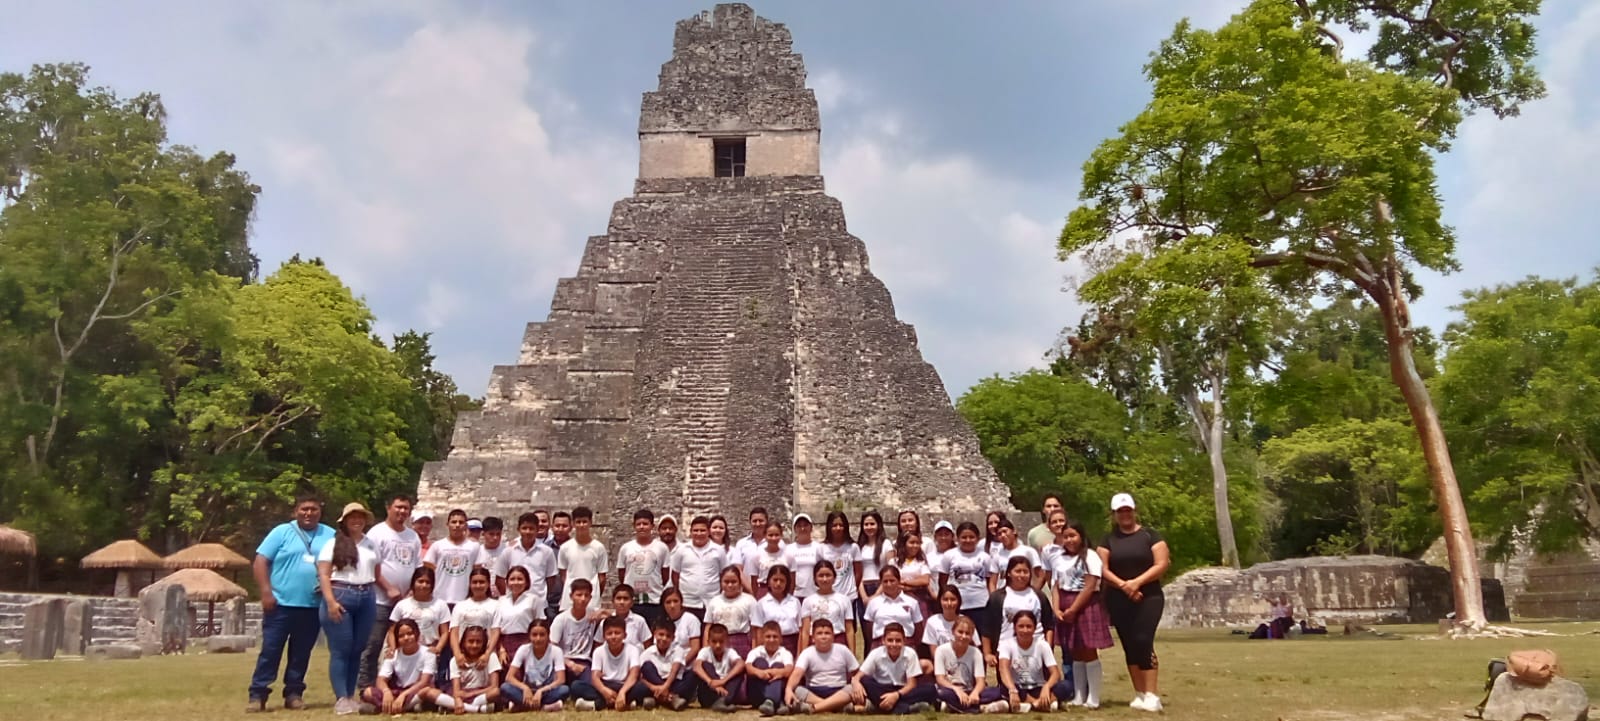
[823,82,1080,396]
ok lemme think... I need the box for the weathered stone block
[135,583,187,655]
[60,598,92,655]
[205,634,253,653]
[20,598,64,660]
[1481,674,1589,721]
[85,643,143,661]
[223,597,247,636]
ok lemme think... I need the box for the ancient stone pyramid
[416,3,1015,535]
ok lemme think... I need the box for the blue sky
[2,1,1595,399]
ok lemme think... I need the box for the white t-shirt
[591,612,651,648]
[857,541,886,583]
[510,643,565,687]
[390,597,450,645]
[454,652,502,690]
[998,638,1057,688]
[477,544,506,587]
[1043,546,1103,592]
[640,644,684,679]
[497,539,557,605]
[998,588,1043,642]
[735,535,781,566]
[934,643,984,693]
[423,537,483,604]
[550,611,597,661]
[744,546,786,586]
[494,591,540,634]
[379,646,437,687]
[892,557,933,592]
[926,547,948,577]
[670,612,702,657]
[753,593,802,635]
[794,645,859,688]
[318,535,379,585]
[367,522,422,598]
[617,539,670,602]
[817,542,860,600]
[781,542,823,597]
[705,592,758,634]
[863,592,923,640]
[723,543,744,574]
[557,539,610,611]
[922,614,956,647]
[695,646,742,677]
[1004,544,1044,573]
[670,542,727,609]
[746,645,794,668]
[860,645,921,686]
[451,597,499,634]
[939,549,994,610]
[592,643,639,683]
[800,592,851,636]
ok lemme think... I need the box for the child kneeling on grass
[693,623,747,712]
[744,621,794,716]
[852,623,936,715]
[934,616,1007,714]
[361,619,448,715]
[574,615,647,711]
[784,619,863,714]
[500,619,569,712]
[997,611,1068,713]
[640,618,695,711]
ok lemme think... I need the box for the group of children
[361,504,1116,715]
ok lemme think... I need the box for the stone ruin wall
[1160,555,1509,629]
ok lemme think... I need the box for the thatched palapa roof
[150,567,248,602]
[0,525,36,557]
[163,543,251,570]
[80,539,165,569]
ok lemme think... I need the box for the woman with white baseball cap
[1096,493,1169,713]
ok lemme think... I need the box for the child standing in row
[1047,517,1113,709]
[744,523,787,596]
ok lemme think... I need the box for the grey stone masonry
[415,4,1016,545]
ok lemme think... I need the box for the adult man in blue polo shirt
[248,492,336,712]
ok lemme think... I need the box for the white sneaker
[1017,703,1032,713]
[981,700,1010,714]
[1142,694,1162,712]
[574,699,598,711]
[1130,694,1151,711]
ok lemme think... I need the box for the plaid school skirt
[728,631,753,657]
[1055,589,1114,651]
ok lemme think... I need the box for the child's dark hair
[393,618,421,640]
[530,618,552,632]
[814,559,837,578]
[760,621,782,635]
[633,508,655,523]
[571,578,593,594]
[482,516,504,532]
[661,586,683,605]
[856,510,887,570]
[706,623,729,639]
[448,508,468,521]
[893,531,924,564]
[409,566,436,589]
[824,511,851,545]
[1063,520,1094,561]
[506,565,531,587]
[765,564,793,596]
[554,510,571,523]
[938,584,962,605]
[459,625,490,654]
[879,564,902,581]
[690,515,711,529]
[720,565,743,583]
[517,511,539,528]
[652,617,676,634]
[882,622,906,638]
[572,506,593,522]
[602,615,626,632]
[811,618,834,633]
[1012,609,1038,628]
[956,521,981,538]
[613,583,635,600]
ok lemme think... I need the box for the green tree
[1071,235,1282,567]
[957,369,1129,518]
[1437,274,1600,554]
[1059,0,1544,627]
[391,330,481,464]
[132,258,415,543]
[0,63,259,553]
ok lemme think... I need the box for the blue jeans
[249,604,322,700]
[319,584,377,699]
[501,682,571,708]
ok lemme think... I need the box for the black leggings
[1103,590,1163,670]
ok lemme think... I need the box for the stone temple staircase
[667,210,782,518]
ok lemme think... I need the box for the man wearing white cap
[410,509,434,555]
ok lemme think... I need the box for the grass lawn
[1,624,1596,721]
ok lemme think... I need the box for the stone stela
[415,3,1015,539]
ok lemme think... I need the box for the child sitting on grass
[450,625,502,713]
[499,619,568,712]
[693,623,747,713]
[935,615,1007,714]
[853,622,936,715]
[639,618,694,712]
[550,579,599,693]
[997,611,1066,713]
[744,621,794,716]
[361,619,445,715]
[574,615,646,711]
[784,619,862,714]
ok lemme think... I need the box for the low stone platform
[1160,555,1508,628]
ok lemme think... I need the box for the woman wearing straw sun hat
[317,501,380,715]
